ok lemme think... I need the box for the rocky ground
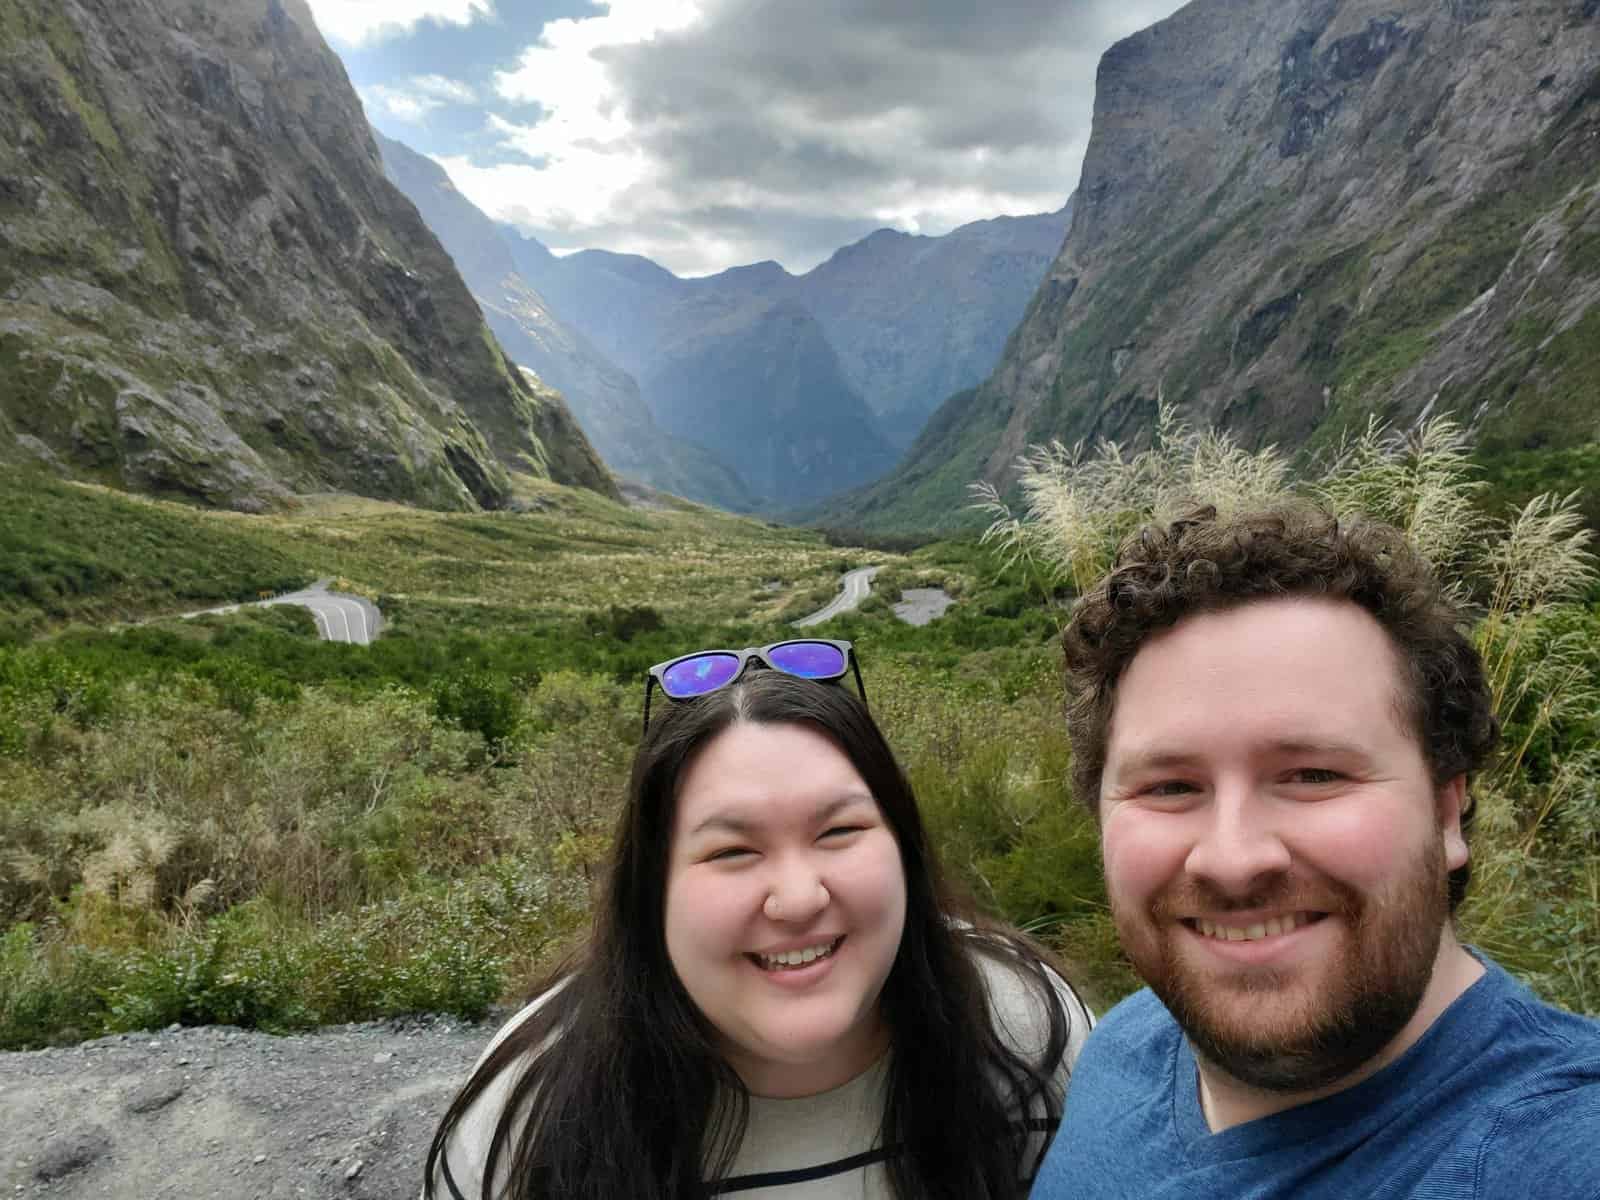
[0,1012,509,1199]
[891,587,955,627]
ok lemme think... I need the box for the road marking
[171,583,377,645]
[792,565,881,628]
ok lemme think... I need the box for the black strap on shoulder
[710,1145,899,1194]
[437,1151,468,1200]
[708,1117,1057,1195]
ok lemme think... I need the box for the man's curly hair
[1062,503,1500,911]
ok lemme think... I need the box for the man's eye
[1290,768,1343,784]
[1143,781,1198,798]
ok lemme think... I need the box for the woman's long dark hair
[424,670,1079,1200]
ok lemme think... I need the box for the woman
[425,639,1091,1200]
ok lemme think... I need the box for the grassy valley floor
[3,461,1596,1050]
[0,471,1120,1049]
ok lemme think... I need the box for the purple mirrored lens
[661,653,741,698]
[766,641,846,679]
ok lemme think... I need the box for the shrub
[429,669,526,751]
[186,655,299,716]
[582,604,665,642]
[0,923,124,1049]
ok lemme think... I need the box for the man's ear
[1437,774,1469,871]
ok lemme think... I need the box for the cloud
[304,0,496,47]
[360,74,479,122]
[413,75,478,104]
[360,0,1190,273]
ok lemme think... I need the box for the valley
[377,129,1070,515]
[1,0,1596,1129]
[0,467,1104,1060]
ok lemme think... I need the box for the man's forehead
[1122,596,1399,670]
[1107,597,1414,745]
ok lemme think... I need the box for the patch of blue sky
[333,4,588,163]
[332,2,592,108]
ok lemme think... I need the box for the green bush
[429,669,527,751]
[582,604,665,642]
[0,869,579,1048]
[0,923,124,1049]
[186,655,299,716]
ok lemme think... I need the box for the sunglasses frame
[642,638,865,732]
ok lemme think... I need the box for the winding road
[180,579,384,645]
[792,566,881,628]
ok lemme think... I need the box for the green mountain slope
[0,0,612,511]
[829,0,1600,532]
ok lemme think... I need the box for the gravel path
[891,587,955,626]
[1,1014,506,1199]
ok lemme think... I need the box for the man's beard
[1116,833,1450,1093]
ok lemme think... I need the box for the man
[1030,504,1600,1200]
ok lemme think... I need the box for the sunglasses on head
[642,639,865,731]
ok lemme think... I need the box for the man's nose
[1182,787,1292,896]
[762,857,830,923]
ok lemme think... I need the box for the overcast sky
[305,0,1189,276]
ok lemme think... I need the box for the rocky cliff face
[0,0,613,511]
[375,133,753,510]
[834,0,1600,531]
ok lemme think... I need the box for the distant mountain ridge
[382,142,1067,513]
[374,132,754,511]
[503,204,1072,453]
[381,129,902,511]
[0,0,612,511]
[825,0,1600,532]
[792,210,1074,446]
[492,230,902,510]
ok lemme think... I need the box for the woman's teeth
[1195,912,1314,941]
[755,938,841,970]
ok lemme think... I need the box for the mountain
[826,0,1600,532]
[642,297,899,508]
[642,279,898,509]
[504,210,1071,454]
[497,234,896,509]
[794,207,1072,446]
[0,0,612,512]
[374,133,754,511]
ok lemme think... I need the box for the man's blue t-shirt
[1030,957,1600,1200]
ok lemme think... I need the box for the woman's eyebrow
[687,792,874,838]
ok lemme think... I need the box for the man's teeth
[1195,913,1313,941]
[756,939,840,970]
